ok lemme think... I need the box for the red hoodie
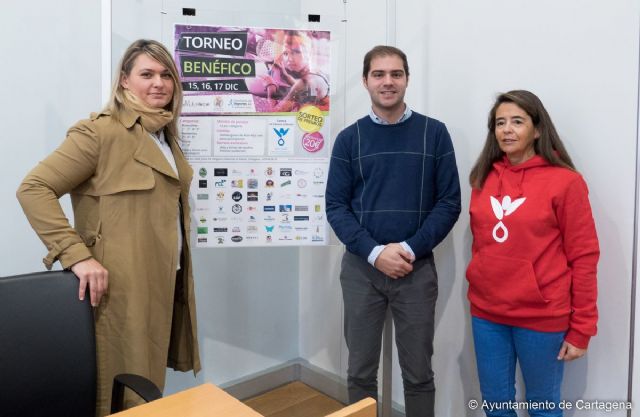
[467,155,599,348]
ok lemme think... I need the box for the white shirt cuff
[400,241,416,262]
[367,245,385,266]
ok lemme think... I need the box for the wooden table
[109,383,263,417]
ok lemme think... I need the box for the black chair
[0,270,162,417]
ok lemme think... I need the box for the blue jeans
[472,317,565,417]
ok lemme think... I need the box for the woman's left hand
[557,341,587,361]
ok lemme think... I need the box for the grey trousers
[340,251,438,417]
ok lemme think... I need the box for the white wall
[3,2,639,416]
[1,2,101,277]
[409,1,637,415]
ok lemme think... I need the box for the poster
[174,24,330,247]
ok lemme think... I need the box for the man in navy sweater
[326,46,460,417]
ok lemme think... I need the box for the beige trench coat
[17,108,201,416]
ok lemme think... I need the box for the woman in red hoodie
[467,90,599,417]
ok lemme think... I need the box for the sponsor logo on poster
[265,225,275,232]
[231,179,244,188]
[232,204,242,214]
[198,237,208,243]
[294,216,310,221]
[214,168,228,176]
[232,191,243,201]
[231,235,243,242]
[280,168,292,177]
[248,178,258,189]
[264,205,276,212]
[199,167,207,177]
[216,191,225,201]
[312,225,324,242]
[216,236,225,244]
[280,180,291,187]
[199,180,207,188]
[269,126,294,156]
[247,191,258,201]
[297,179,307,188]
[197,194,209,200]
[197,227,208,234]
[214,179,227,188]
[302,131,324,153]
[279,204,292,212]
[295,205,309,211]
[213,227,228,232]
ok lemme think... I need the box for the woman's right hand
[70,258,109,307]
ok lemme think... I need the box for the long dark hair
[469,90,576,189]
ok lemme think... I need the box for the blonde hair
[106,39,182,140]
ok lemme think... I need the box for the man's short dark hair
[362,45,409,78]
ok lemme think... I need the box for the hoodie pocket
[466,253,548,318]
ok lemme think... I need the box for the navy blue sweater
[326,113,461,260]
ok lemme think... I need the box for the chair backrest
[0,270,96,417]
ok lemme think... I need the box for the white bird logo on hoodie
[490,195,526,243]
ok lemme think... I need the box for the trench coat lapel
[133,133,180,181]
[116,107,179,180]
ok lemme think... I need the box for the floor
[243,381,344,417]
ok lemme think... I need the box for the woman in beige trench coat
[17,39,200,416]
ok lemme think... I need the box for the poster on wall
[174,24,330,247]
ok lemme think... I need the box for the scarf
[122,89,173,134]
